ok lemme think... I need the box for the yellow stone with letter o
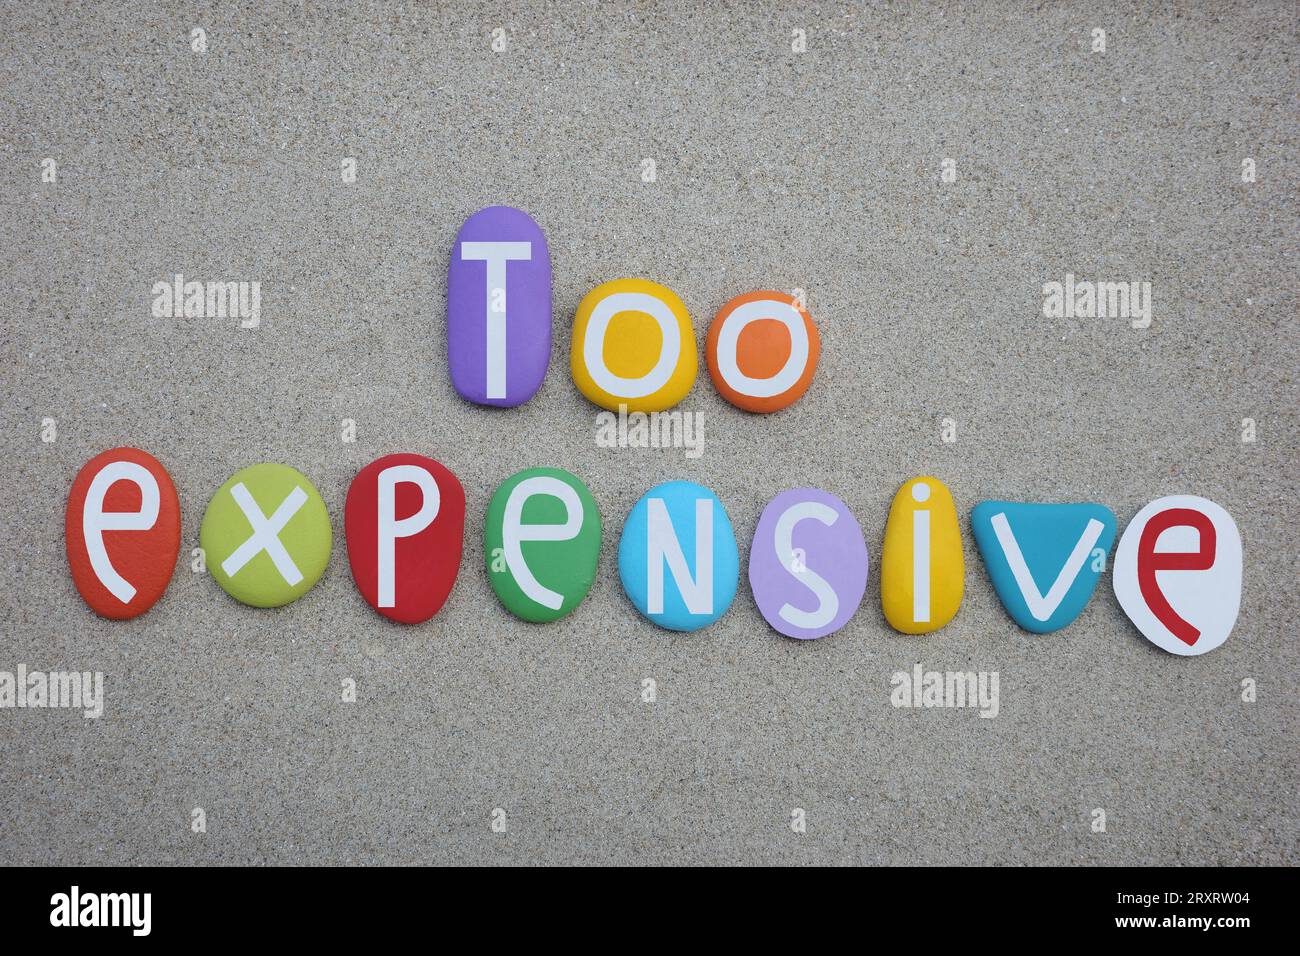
[570,278,697,413]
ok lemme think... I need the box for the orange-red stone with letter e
[706,291,820,413]
[65,447,181,619]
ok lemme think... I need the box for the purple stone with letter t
[446,205,551,406]
[748,487,869,640]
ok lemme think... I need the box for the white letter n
[646,498,712,615]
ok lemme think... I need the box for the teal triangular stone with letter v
[970,501,1117,633]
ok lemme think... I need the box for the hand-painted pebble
[447,205,551,407]
[200,463,332,608]
[345,454,465,624]
[484,467,600,622]
[971,501,1116,633]
[748,488,867,640]
[1112,494,1241,656]
[706,291,820,413]
[880,476,964,634]
[65,447,181,619]
[571,278,697,413]
[618,480,737,632]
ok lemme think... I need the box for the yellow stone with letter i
[880,475,964,633]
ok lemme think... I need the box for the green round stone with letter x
[200,462,332,607]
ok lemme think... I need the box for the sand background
[0,1,1296,865]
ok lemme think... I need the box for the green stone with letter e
[484,467,601,622]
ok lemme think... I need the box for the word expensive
[66,448,1241,655]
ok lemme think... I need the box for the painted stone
[65,446,181,619]
[570,278,697,413]
[748,488,867,640]
[1113,495,1241,656]
[200,463,332,608]
[971,501,1117,634]
[706,291,820,413]
[484,467,600,622]
[345,454,465,624]
[618,480,738,632]
[880,476,964,634]
[447,205,551,407]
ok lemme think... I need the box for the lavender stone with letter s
[748,487,869,640]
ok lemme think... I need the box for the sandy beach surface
[0,1,1296,865]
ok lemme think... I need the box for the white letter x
[221,482,308,585]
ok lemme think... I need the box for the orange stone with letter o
[706,291,820,413]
